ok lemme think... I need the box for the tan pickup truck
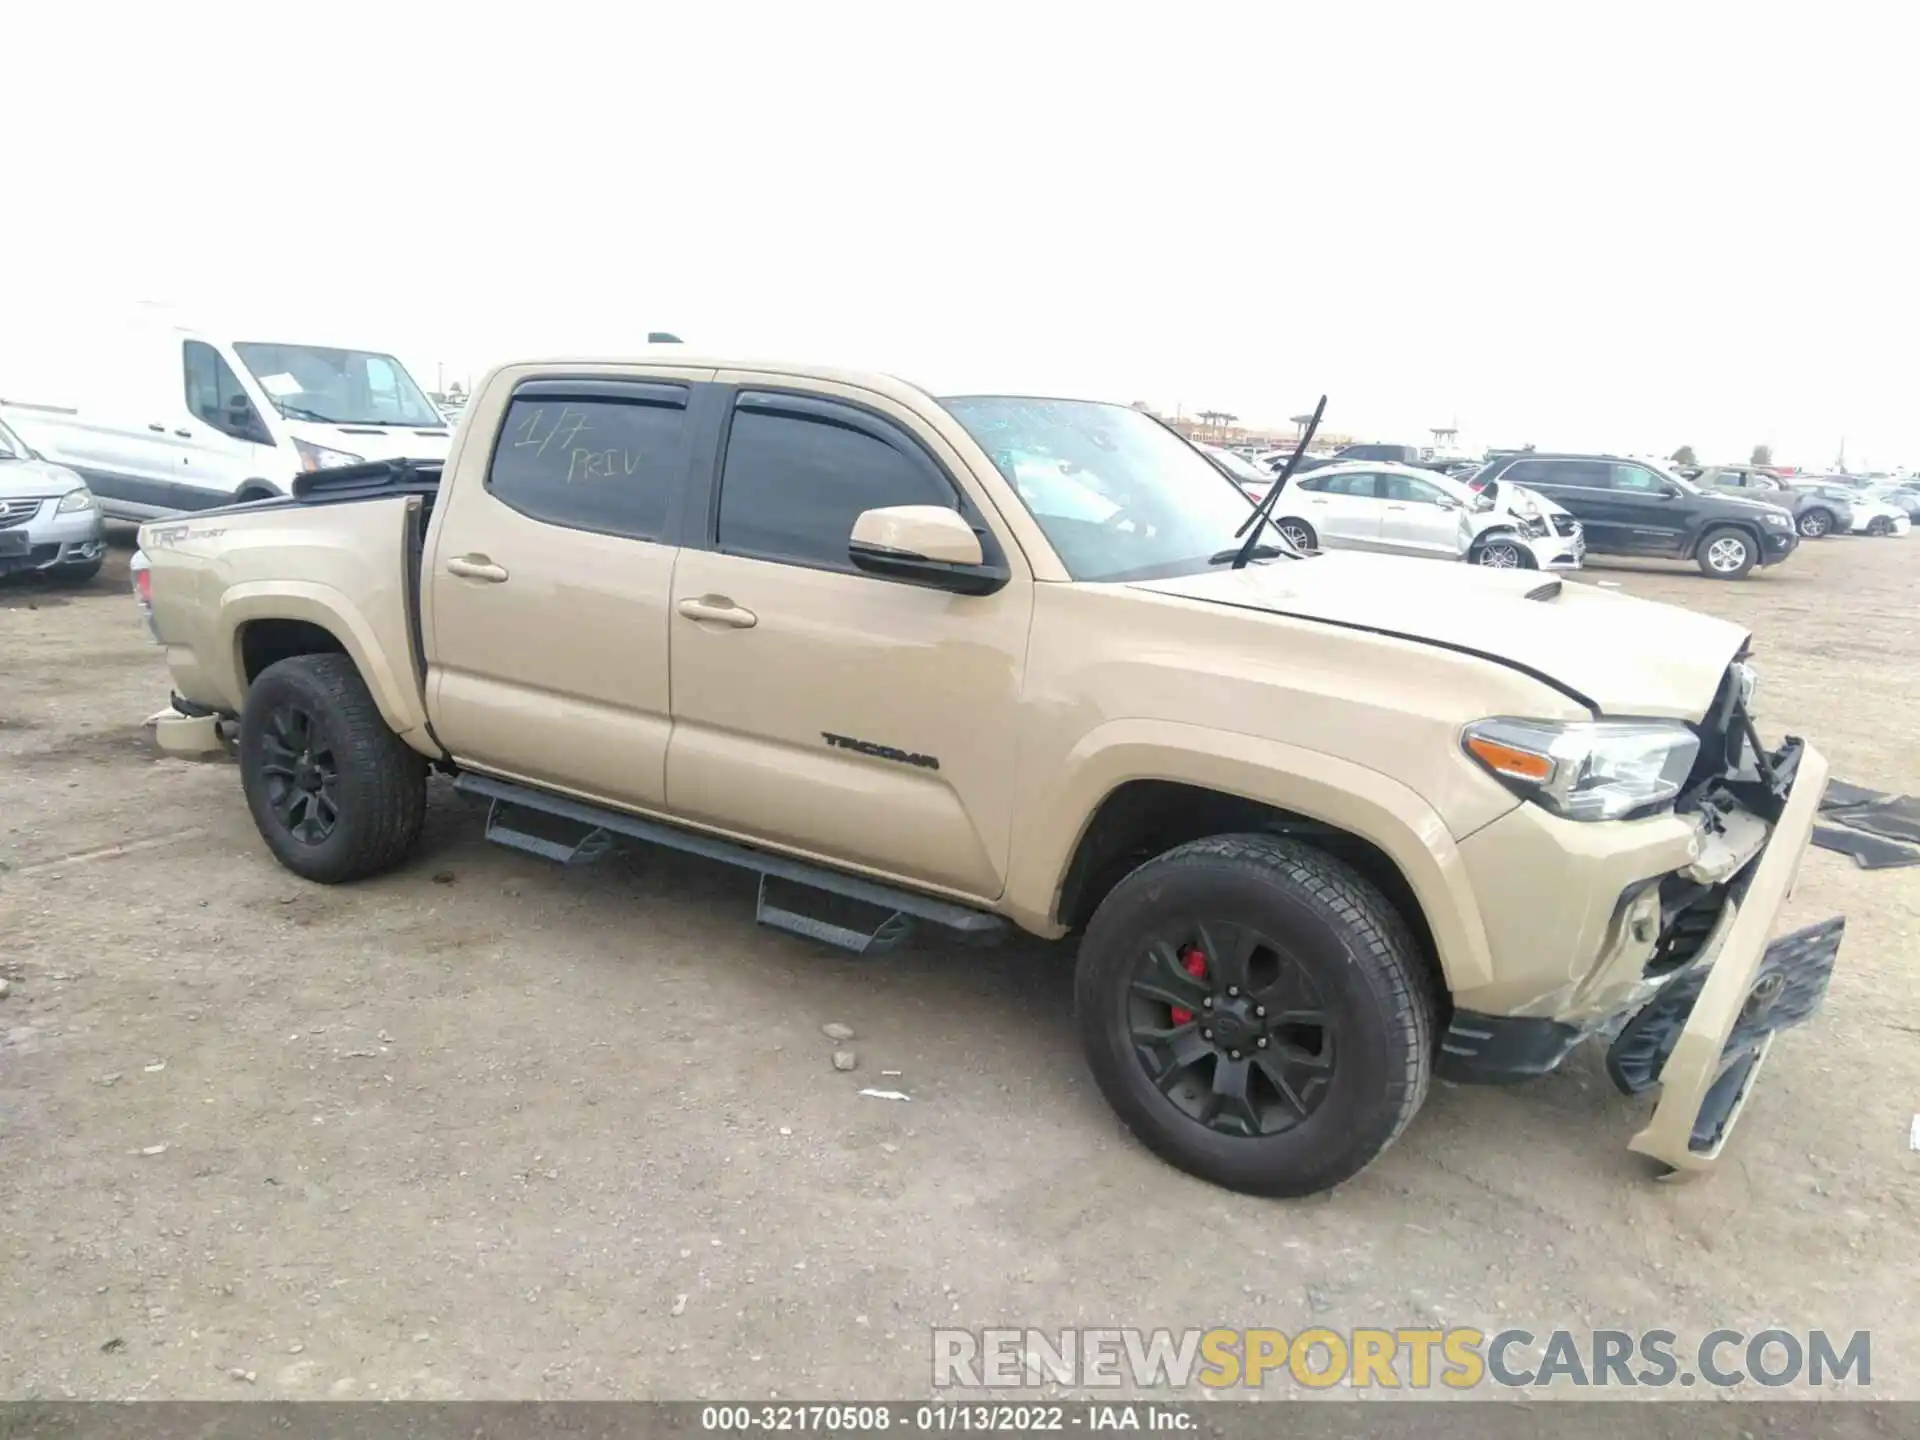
[135,353,1843,1196]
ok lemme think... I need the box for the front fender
[218,581,431,743]
[1004,718,1496,992]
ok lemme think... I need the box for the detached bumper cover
[1626,741,1836,1170]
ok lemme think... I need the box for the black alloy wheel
[1127,921,1336,1138]
[256,704,341,845]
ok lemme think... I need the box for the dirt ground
[2,530,1917,1403]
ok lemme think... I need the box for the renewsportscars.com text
[932,1326,1871,1391]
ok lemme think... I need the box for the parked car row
[1214,439,1914,581]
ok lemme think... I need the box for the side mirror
[1657,484,1680,499]
[227,395,255,428]
[849,505,1007,595]
[1473,493,1495,512]
[1434,494,1459,510]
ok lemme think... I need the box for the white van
[0,314,453,519]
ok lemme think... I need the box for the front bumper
[1626,740,1833,1169]
[1522,525,1584,571]
[1446,725,1839,1171]
[1756,526,1798,564]
[0,498,108,574]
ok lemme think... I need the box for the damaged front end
[1612,661,1843,1170]
[1440,656,1844,1172]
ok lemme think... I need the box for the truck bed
[138,464,440,751]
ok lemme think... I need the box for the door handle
[446,555,509,583]
[1385,504,1408,510]
[1308,498,1328,506]
[677,596,757,629]
[174,429,193,438]
[147,423,165,432]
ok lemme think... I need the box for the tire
[1866,516,1893,537]
[1695,526,1756,579]
[1276,518,1317,551]
[238,653,426,884]
[54,559,103,583]
[1471,536,1531,569]
[1796,508,1833,539]
[1075,833,1437,1197]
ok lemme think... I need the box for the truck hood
[1130,553,1749,720]
[285,421,452,464]
[0,456,86,498]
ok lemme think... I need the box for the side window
[1501,460,1552,484]
[1378,472,1446,504]
[1310,471,1377,498]
[1544,461,1611,487]
[1608,464,1666,493]
[182,341,262,441]
[487,387,687,541]
[716,396,957,570]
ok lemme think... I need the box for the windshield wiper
[273,402,337,423]
[1229,393,1326,571]
[1208,543,1288,565]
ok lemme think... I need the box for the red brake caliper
[1170,945,1209,1026]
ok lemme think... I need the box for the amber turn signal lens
[1464,735,1554,782]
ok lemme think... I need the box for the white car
[1803,482,1911,537]
[1199,444,1282,502]
[1270,461,1583,570]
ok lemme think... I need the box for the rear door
[664,380,1033,899]
[426,371,706,809]
[1286,469,1385,548]
[1503,459,1628,549]
[1376,469,1471,557]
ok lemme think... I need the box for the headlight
[56,487,99,512]
[294,438,365,472]
[1462,717,1700,822]
[1761,511,1791,528]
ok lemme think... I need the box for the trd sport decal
[822,732,941,771]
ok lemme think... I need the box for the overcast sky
[7,3,1915,468]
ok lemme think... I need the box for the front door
[425,373,703,809]
[170,341,284,504]
[1376,470,1471,557]
[1601,461,1694,555]
[665,383,1032,900]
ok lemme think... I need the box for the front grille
[0,497,51,528]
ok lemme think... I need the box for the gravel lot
[2,531,1917,1402]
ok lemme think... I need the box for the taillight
[135,566,153,606]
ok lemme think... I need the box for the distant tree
[1751,444,1773,466]
[1671,444,1697,466]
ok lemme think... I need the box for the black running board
[454,772,1008,954]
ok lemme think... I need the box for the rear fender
[219,582,433,748]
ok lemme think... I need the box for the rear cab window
[487,380,690,541]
